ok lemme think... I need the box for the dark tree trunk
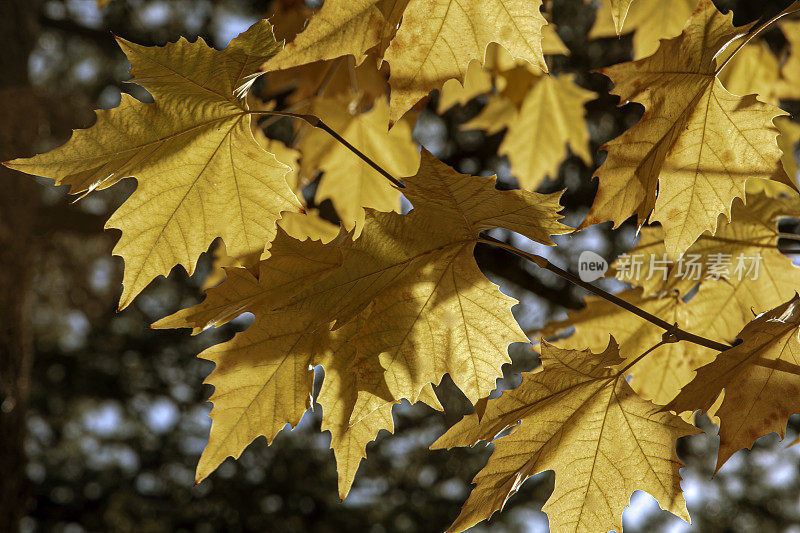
[0,0,40,528]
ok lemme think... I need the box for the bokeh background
[2,0,800,531]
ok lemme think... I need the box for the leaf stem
[616,340,668,377]
[715,1,800,75]
[248,110,407,189]
[476,234,732,353]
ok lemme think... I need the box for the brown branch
[475,243,583,309]
[256,108,730,353]
[477,234,732,353]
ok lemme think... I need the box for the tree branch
[475,243,583,309]
[477,234,732,353]
[258,108,731,353]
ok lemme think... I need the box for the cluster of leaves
[8,0,800,530]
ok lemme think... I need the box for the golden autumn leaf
[777,20,800,100]
[500,74,595,190]
[383,0,548,120]
[778,117,800,185]
[316,315,443,499]
[457,43,592,190]
[583,0,793,256]
[461,95,517,134]
[542,21,570,55]
[667,294,800,469]
[432,340,698,533]
[262,0,385,71]
[300,97,420,230]
[718,42,781,104]
[153,151,569,489]
[4,21,302,308]
[541,288,717,405]
[257,0,548,121]
[437,60,493,113]
[277,210,340,244]
[544,194,800,403]
[609,0,635,34]
[589,0,698,59]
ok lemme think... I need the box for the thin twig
[476,234,732,352]
[256,58,344,130]
[616,340,669,376]
[716,1,800,75]
[248,110,407,189]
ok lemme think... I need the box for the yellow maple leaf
[777,20,800,100]
[500,74,595,190]
[546,193,800,403]
[262,0,385,71]
[154,151,569,487]
[316,315,442,499]
[456,37,593,190]
[778,117,800,185]
[432,339,698,533]
[300,97,419,230]
[667,294,800,470]
[461,95,517,134]
[437,60,493,113]
[4,21,302,308]
[589,0,698,59]
[718,42,780,105]
[583,0,793,256]
[277,210,340,244]
[383,0,548,120]
[609,0,635,35]
[542,21,570,56]
[542,288,716,405]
